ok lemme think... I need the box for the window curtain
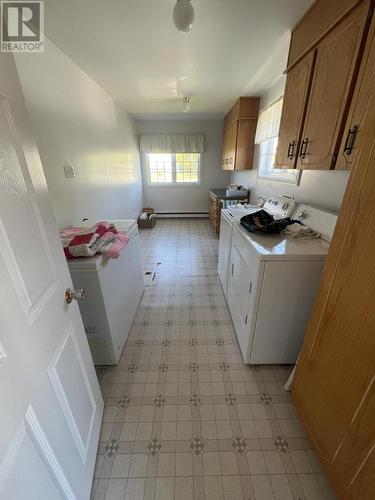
[255,97,284,144]
[140,134,205,154]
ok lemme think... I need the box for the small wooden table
[208,189,250,237]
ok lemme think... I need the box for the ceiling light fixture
[173,0,195,33]
[182,96,191,112]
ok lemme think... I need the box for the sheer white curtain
[139,134,205,154]
[255,97,283,144]
[255,97,300,185]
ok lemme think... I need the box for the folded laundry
[60,222,129,259]
[281,223,320,239]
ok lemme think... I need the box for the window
[145,153,202,186]
[255,97,300,186]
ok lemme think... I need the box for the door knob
[65,288,85,304]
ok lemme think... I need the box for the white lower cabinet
[227,229,264,362]
[217,211,233,297]
[227,226,324,364]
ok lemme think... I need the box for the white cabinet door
[228,243,256,361]
[0,55,103,500]
[217,213,233,296]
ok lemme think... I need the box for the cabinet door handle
[343,126,358,155]
[299,138,309,159]
[287,141,295,160]
[231,263,234,276]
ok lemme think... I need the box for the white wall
[136,119,231,214]
[231,77,350,213]
[14,38,143,228]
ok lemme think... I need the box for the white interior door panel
[0,54,103,500]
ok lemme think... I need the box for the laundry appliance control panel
[262,195,297,219]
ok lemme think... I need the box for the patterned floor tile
[92,220,335,500]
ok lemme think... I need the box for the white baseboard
[157,213,209,219]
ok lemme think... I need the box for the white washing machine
[68,220,144,365]
[218,195,297,297]
[220,196,338,364]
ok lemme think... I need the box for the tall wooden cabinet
[275,0,374,170]
[221,97,260,171]
[292,91,375,500]
[336,11,375,169]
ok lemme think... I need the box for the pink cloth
[60,222,128,259]
[98,230,129,259]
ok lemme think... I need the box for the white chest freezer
[67,220,144,365]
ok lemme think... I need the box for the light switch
[63,164,75,178]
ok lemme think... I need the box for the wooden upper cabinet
[336,13,375,169]
[223,121,238,170]
[221,97,259,171]
[275,50,316,168]
[277,0,375,171]
[297,1,370,169]
[236,119,258,171]
[287,0,363,67]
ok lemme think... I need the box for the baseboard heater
[157,212,208,218]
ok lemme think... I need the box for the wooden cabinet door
[223,121,238,170]
[208,195,215,226]
[235,119,257,170]
[336,15,375,170]
[221,127,228,168]
[208,195,213,225]
[292,94,375,499]
[297,1,369,170]
[275,50,316,169]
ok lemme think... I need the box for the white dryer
[218,196,296,297]
[223,199,337,364]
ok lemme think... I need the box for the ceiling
[45,0,313,118]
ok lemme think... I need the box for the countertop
[222,208,329,262]
[209,188,249,200]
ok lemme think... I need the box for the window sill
[257,172,300,186]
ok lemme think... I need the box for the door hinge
[244,315,248,325]
[249,282,252,293]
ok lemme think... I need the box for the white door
[0,54,103,500]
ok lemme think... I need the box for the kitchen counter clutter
[209,187,249,237]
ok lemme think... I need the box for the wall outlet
[63,164,75,178]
